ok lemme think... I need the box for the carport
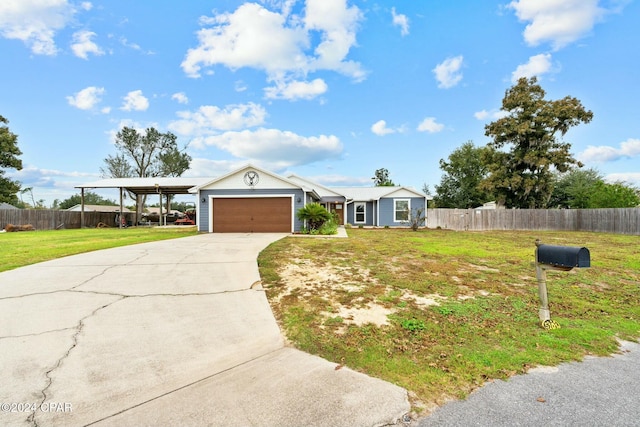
[76,177,210,228]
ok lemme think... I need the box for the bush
[296,203,332,232]
[405,208,426,231]
[318,219,338,235]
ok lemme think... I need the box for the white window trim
[394,199,410,222]
[354,202,366,224]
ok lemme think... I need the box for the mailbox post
[534,240,590,329]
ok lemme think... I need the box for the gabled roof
[331,186,431,201]
[0,202,18,210]
[189,163,320,198]
[286,174,345,199]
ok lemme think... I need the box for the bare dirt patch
[277,257,454,329]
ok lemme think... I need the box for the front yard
[258,228,640,413]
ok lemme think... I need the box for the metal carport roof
[75,177,212,227]
[76,177,211,196]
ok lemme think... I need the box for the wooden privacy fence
[2,208,639,234]
[0,210,134,230]
[426,208,640,235]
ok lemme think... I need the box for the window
[355,202,366,223]
[394,199,410,222]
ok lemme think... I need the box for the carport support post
[535,240,551,323]
[80,187,85,228]
[158,190,163,226]
[119,187,124,229]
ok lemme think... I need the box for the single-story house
[0,202,19,210]
[189,164,431,233]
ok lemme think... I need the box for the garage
[212,197,292,233]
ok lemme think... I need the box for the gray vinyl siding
[378,197,426,227]
[347,201,375,226]
[198,188,305,232]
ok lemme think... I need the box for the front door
[328,203,344,225]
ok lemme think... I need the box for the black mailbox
[536,244,590,268]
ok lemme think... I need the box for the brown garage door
[212,197,292,232]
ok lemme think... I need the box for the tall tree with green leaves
[482,77,593,208]
[551,168,639,208]
[101,126,191,218]
[0,115,23,205]
[550,168,601,208]
[102,127,190,179]
[372,168,394,186]
[589,180,639,208]
[434,141,493,208]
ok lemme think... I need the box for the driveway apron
[0,233,409,427]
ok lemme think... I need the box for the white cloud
[183,158,247,178]
[474,109,508,121]
[71,30,103,59]
[80,2,92,11]
[605,172,640,187]
[0,0,77,55]
[507,0,605,50]
[578,138,640,163]
[511,53,553,82]
[391,7,409,36]
[118,36,153,55]
[168,103,267,137]
[264,78,328,100]
[66,86,105,110]
[181,3,308,78]
[121,90,149,111]
[181,0,365,85]
[303,173,371,186]
[235,80,248,92]
[304,0,364,77]
[433,55,464,89]
[417,117,444,133]
[171,92,189,104]
[194,128,343,168]
[371,120,395,136]
[474,110,489,120]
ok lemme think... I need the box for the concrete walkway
[0,233,408,427]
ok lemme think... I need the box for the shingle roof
[331,186,430,201]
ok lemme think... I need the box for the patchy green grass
[258,229,640,412]
[0,226,197,272]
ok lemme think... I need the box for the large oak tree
[482,77,593,208]
[101,126,191,218]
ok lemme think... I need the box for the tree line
[428,78,639,209]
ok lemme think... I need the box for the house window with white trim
[355,202,366,223]
[394,199,410,222]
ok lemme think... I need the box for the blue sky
[1,0,638,206]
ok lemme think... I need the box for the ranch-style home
[189,164,430,233]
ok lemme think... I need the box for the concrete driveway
[0,233,409,427]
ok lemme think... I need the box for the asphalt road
[418,340,640,426]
